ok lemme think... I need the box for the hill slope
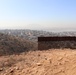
[0,33,37,56]
[1,49,76,75]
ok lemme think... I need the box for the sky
[0,0,76,31]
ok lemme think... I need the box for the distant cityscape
[0,29,76,41]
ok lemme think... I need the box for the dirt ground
[0,49,76,75]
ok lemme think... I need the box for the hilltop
[1,49,76,75]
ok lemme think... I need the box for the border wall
[38,36,76,50]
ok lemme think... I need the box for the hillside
[0,49,76,75]
[0,33,37,56]
[1,30,76,75]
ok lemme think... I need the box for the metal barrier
[38,36,76,50]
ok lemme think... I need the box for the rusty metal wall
[38,37,76,50]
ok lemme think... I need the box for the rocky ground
[0,49,76,75]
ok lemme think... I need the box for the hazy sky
[0,0,76,31]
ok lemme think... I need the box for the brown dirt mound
[1,49,76,75]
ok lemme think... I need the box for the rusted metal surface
[38,37,76,50]
[38,36,76,41]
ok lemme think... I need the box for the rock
[45,58,47,60]
[58,57,63,61]
[14,66,19,70]
[36,63,42,66]
[8,68,14,73]
[0,68,3,71]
